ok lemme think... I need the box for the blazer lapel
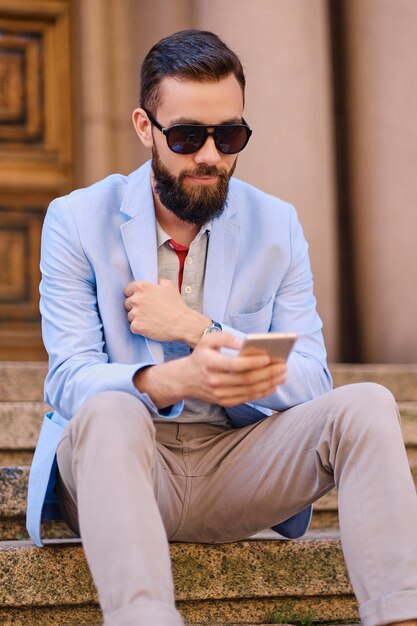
[120,163,158,283]
[203,199,240,322]
[120,208,158,283]
[119,162,163,363]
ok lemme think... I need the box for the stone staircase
[0,362,416,625]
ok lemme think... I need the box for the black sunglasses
[144,109,252,155]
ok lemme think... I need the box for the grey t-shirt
[153,221,231,428]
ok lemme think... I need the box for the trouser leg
[310,384,417,626]
[177,383,417,626]
[56,391,184,626]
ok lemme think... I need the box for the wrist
[181,311,212,348]
[134,360,189,409]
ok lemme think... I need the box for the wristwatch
[203,320,223,335]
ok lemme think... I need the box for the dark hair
[140,29,246,113]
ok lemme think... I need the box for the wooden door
[0,0,73,360]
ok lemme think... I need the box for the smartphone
[239,332,297,363]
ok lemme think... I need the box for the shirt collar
[155,221,170,248]
[155,220,211,249]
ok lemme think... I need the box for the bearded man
[27,29,417,626]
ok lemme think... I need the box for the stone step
[0,362,47,402]
[0,401,47,465]
[0,533,358,626]
[1,362,417,402]
[0,465,76,541]
[331,363,417,401]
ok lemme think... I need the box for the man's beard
[151,145,236,227]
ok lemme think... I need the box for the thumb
[202,331,243,350]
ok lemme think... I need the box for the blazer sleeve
[223,205,332,421]
[40,197,183,421]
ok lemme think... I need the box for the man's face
[150,74,244,225]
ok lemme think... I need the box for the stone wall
[72,0,417,363]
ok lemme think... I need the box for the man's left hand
[124,278,210,346]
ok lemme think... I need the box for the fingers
[123,281,136,298]
[123,280,151,311]
[198,331,285,373]
[193,332,287,405]
[207,362,286,389]
[123,278,179,312]
[205,362,286,404]
[123,279,152,299]
[124,278,176,296]
[205,368,287,406]
[123,281,140,311]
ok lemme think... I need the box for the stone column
[73,0,192,186]
[73,0,339,360]
[342,0,417,362]
[193,0,339,360]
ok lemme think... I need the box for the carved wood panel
[0,203,43,317]
[0,0,73,360]
[0,32,43,142]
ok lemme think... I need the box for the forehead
[156,74,244,125]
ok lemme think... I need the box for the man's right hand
[134,332,287,409]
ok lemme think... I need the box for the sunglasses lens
[215,126,250,154]
[167,126,206,154]
[165,124,251,155]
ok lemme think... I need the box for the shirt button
[184,285,192,294]
[187,257,193,264]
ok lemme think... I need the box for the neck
[151,177,200,247]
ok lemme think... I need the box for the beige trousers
[56,383,417,626]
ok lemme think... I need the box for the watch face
[203,321,223,335]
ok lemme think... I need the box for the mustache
[179,165,228,180]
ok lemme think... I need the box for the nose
[194,133,222,166]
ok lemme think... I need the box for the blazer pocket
[229,295,274,334]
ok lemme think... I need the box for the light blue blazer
[27,160,332,546]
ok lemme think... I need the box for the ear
[132,108,153,148]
